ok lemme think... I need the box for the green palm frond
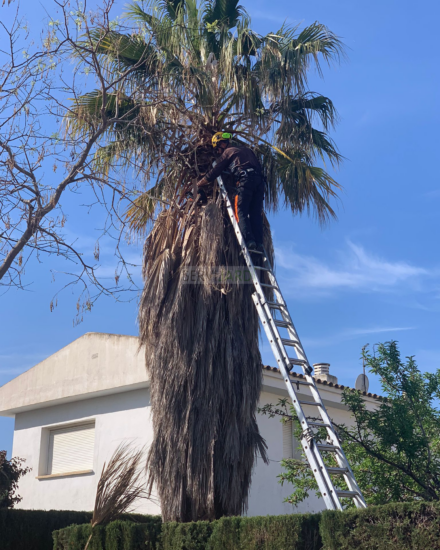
[203,0,248,55]
[257,142,340,221]
[66,90,141,137]
[133,0,185,22]
[87,29,160,78]
[233,25,260,57]
[256,22,344,95]
[125,188,162,235]
[272,93,338,130]
[203,0,246,29]
[125,1,156,25]
[93,135,161,175]
[160,0,186,21]
[277,152,340,222]
[126,1,186,55]
[292,22,344,73]
[310,128,342,167]
[93,141,122,175]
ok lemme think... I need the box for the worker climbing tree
[197,132,265,252]
[70,0,345,522]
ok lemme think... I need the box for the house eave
[0,380,150,417]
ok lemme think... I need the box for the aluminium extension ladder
[215,173,367,511]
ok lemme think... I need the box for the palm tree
[70,0,344,522]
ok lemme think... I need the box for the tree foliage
[260,342,440,508]
[0,451,30,508]
[70,0,345,232]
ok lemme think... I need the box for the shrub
[234,514,322,550]
[0,509,159,550]
[161,514,322,550]
[53,519,162,550]
[0,509,92,550]
[320,501,440,550]
[160,520,214,550]
[0,451,31,508]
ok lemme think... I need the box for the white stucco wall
[12,385,361,516]
[247,390,324,516]
[13,388,160,515]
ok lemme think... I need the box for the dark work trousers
[234,174,264,245]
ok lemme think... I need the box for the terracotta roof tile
[262,365,382,400]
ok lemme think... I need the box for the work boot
[247,240,257,251]
[256,243,264,254]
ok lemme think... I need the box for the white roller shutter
[47,423,95,475]
[282,420,293,459]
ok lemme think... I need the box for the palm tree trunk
[139,194,272,521]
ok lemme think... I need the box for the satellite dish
[355,373,369,393]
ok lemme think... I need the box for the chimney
[313,363,338,385]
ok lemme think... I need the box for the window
[282,419,302,460]
[282,419,294,459]
[47,422,95,475]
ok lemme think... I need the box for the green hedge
[0,509,158,550]
[320,501,440,550]
[160,514,322,550]
[53,518,162,550]
[8,501,440,550]
[0,509,92,550]
[162,505,440,550]
[160,520,214,550]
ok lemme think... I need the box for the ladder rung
[317,443,339,451]
[293,380,314,387]
[299,400,322,407]
[326,467,349,475]
[266,301,284,310]
[281,338,299,347]
[274,320,292,328]
[260,283,278,289]
[253,265,270,271]
[247,248,264,255]
[336,490,361,498]
[289,358,307,366]
[308,421,331,428]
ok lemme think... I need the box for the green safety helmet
[212,132,232,148]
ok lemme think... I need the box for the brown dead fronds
[84,443,147,550]
[139,192,273,522]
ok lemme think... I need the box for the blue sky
[1,0,440,456]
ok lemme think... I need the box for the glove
[197,177,209,187]
[186,188,208,205]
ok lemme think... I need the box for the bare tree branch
[0,0,162,313]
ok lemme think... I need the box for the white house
[0,332,380,516]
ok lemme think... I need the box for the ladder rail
[214,172,367,510]
[264,261,368,507]
[252,292,341,510]
[264,267,311,364]
[256,298,365,509]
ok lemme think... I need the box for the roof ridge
[262,365,382,400]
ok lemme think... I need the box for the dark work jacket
[205,146,262,182]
